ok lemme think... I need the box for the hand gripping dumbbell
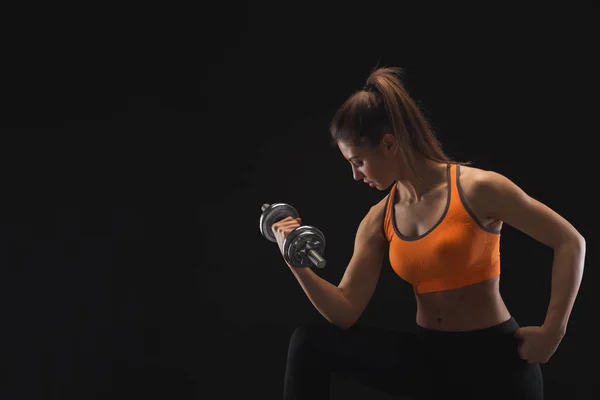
[259,203,327,269]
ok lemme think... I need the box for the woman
[273,67,585,400]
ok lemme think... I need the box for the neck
[394,158,448,202]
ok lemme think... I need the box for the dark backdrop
[2,5,597,400]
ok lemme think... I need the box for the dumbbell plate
[283,225,326,268]
[259,203,300,242]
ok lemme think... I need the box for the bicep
[338,207,388,317]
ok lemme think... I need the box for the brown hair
[329,66,469,179]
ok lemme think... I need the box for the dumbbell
[259,203,327,269]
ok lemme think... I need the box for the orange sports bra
[381,163,501,294]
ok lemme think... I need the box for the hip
[414,317,544,398]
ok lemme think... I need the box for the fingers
[273,218,301,232]
[517,343,526,360]
[513,329,523,341]
[271,217,302,237]
[273,217,301,226]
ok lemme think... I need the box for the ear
[380,133,397,154]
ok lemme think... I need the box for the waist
[415,316,522,360]
[414,276,511,331]
[417,316,519,336]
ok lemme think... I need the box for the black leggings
[283,317,543,400]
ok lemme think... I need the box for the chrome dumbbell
[259,203,327,269]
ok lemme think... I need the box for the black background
[2,5,597,400]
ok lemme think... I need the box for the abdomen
[414,277,511,331]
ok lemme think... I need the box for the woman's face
[337,136,398,190]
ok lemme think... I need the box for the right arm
[280,204,388,329]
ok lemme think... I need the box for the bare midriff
[414,276,512,331]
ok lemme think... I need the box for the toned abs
[415,276,511,331]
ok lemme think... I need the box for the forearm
[288,264,357,329]
[543,236,586,336]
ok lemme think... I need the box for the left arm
[473,170,586,337]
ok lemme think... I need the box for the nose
[352,167,364,181]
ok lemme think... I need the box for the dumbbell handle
[307,249,326,269]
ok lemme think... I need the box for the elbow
[335,319,357,330]
[335,288,363,329]
[569,232,586,255]
[334,311,360,330]
[556,233,586,271]
[556,231,586,253]
[576,234,586,265]
[576,233,586,250]
[571,225,585,249]
[330,309,359,330]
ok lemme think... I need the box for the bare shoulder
[458,164,519,202]
[349,194,389,246]
[367,194,391,242]
[456,163,494,180]
[457,163,585,248]
[457,164,494,192]
[455,164,511,229]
